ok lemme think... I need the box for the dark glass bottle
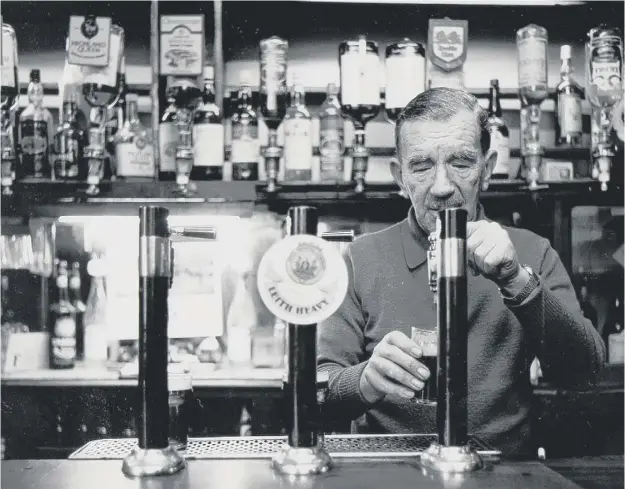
[69,262,86,361]
[49,261,77,369]
[230,71,259,181]
[53,87,85,180]
[487,79,512,179]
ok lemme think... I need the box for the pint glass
[411,327,437,405]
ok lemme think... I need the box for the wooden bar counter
[4,456,622,489]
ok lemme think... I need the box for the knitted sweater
[317,206,605,458]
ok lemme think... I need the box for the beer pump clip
[122,206,215,478]
[257,206,349,475]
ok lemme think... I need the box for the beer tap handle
[169,226,217,241]
[320,230,355,242]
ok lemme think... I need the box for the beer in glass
[411,327,437,405]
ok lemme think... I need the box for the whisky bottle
[318,83,345,182]
[555,45,583,147]
[283,83,313,182]
[192,65,224,181]
[53,86,85,180]
[19,69,54,179]
[487,79,512,179]
[159,78,178,181]
[230,71,259,181]
[114,93,155,178]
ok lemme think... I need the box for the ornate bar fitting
[420,208,483,474]
[257,206,349,475]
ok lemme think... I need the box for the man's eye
[451,160,472,169]
[411,162,432,172]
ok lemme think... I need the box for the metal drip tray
[69,434,501,462]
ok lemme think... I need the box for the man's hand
[466,221,523,288]
[359,331,431,404]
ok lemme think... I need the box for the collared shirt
[317,206,605,458]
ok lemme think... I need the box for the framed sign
[160,15,205,76]
[67,15,112,67]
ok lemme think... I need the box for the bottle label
[591,61,622,94]
[52,315,77,363]
[260,39,288,112]
[20,120,49,176]
[257,234,349,326]
[230,121,258,163]
[284,119,313,171]
[55,137,81,178]
[340,51,380,106]
[385,54,426,110]
[518,37,547,88]
[193,123,224,168]
[558,93,582,137]
[159,122,177,172]
[116,140,155,177]
[319,124,344,180]
[81,28,122,89]
[489,129,511,175]
[1,29,16,88]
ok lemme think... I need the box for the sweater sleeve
[317,245,373,425]
[505,240,606,387]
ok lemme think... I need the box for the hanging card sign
[67,15,112,67]
[160,15,205,76]
[427,18,468,89]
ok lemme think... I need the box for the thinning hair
[394,87,491,157]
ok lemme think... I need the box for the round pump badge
[257,234,349,325]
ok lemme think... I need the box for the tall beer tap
[122,206,216,477]
[257,206,349,475]
[421,208,483,474]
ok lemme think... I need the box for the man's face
[392,109,495,234]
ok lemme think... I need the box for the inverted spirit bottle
[192,65,224,181]
[555,45,583,148]
[385,39,426,122]
[1,21,19,112]
[231,71,259,181]
[586,25,623,190]
[283,83,313,182]
[19,69,54,179]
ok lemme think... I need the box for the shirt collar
[401,204,486,270]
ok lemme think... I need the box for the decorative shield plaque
[428,18,469,73]
[257,234,348,326]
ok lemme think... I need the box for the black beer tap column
[257,205,349,476]
[285,206,320,449]
[122,206,185,478]
[421,208,482,474]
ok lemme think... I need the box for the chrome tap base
[271,443,333,475]
[121,446,186,477]
[420,443,483,474]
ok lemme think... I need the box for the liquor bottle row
[1,17,623,195]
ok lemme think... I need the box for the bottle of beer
[486,79,512,179]
[69,262,86,361]
[49,261,77,369]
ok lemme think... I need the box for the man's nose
[430,164,455,198]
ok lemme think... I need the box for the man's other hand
[359,331,431,404]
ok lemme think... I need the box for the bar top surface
[3,457,622,489]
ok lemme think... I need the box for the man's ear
[390,158,408,197]
[481,149,497,190]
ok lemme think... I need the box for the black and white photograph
[0,0,623,488]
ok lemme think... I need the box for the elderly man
[317,87,605,458]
